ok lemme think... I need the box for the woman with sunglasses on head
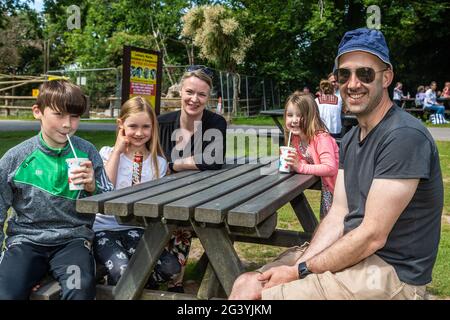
[158,66,227,173]
[157,66,227,292]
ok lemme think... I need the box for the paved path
[1,120,450,141]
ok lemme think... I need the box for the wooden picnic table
[76,158,320,300]
[400,97,416,109]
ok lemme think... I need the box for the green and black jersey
[0,133,114,247]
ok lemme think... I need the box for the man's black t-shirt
[340,105,443,285]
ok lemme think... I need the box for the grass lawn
[0,131,449,297]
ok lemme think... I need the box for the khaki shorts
[259,245,426,300]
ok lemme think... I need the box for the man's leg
[49,239,96,300]
[0,243,48,300]
[261,254,426,300]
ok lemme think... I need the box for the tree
[182,4,253,114]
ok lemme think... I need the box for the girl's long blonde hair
[283,91,328,144]
[118,96,165,179]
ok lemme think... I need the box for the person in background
[441,82,450,98]
[315,79,342,139]
[424,81,448,124]
[415,85,426,107]
[393,82,406,107]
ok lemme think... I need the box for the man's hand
[257,265,298,290]
[229,272,265,300]
[71,160,96,193]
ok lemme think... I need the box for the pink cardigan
[291,132,339,193]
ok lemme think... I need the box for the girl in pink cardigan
[284,91,339,218]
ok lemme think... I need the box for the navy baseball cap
[334,28,393,71]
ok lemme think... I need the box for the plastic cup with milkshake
[65,134,89,190]
[279,131,295,173]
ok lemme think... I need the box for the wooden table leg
[290,192,319,233]
[197,262,224,299]
[191,223,244,296]
[113,220,175,300]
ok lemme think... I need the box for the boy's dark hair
[36,80,87,116]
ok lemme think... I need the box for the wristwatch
[297,261,312,279]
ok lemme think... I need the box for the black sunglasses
[334,67,389,84]
[185,65,214,79]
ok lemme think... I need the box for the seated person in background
[441,81,450,98]
[424,81,448,124]
[393,82,406,107]
[415,85,425,107]
[0,80,114,300]
[315,79,342,139]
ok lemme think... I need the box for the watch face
[298,262,311,279]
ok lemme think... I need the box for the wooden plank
[232,229,312,247]
[195,171,292,224]
[291,192,319,233]
[97,285,199,300]
[227,174,319,227]
[163,159,278,221]
[113,221,176,300]
[76,170,197,214]
[226,212,277,239]
[191,223,244,296]
[29,281,61,300]
[134,162,267,219]
[104,165,235,216]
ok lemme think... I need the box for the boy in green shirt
[0,80,113,299]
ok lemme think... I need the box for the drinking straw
[66,134,78,159]
[287,131,292,147]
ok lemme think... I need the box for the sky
[31,0,44,12]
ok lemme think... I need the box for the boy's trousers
[0,239,96,300]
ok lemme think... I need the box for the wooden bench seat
[30,265,107,300]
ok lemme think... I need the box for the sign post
[122,46,163,115]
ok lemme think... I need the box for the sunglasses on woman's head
[334,67,389,84]
[186,65,214,78]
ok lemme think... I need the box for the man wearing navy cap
[230,28,443,300]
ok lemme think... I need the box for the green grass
[0,131,449,297]
[230,116,278,126]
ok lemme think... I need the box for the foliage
[182,4,253,71]
[0,10,43,75]
[1,0,450,101]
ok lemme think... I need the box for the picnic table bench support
[197,262,225,299]
[113,220,176,300]
[191,222,244,296]
[290,192,319,233]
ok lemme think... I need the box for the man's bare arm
[306,178,419,274]
[299,169,348,262]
